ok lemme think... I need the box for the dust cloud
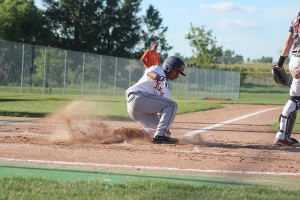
[46,101,151,144]
[45,101,204,145]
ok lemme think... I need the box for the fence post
[98,55,102,95]
[129,59,132,88]
[225,71,228,98]
[20,44,25,93]
[196,68,199,98]
[114,57,118,97]
[43,47,47,94]
[186,68,189,99]
[63,50,67,95]
[204,69,207,98]
[219,70,221,97]
[81,53,85,95]
[175,78,179,99]
[212,70,215,97]
[232,71,235,99]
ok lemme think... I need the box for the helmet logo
[165,65,172,73]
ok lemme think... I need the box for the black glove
[271,65,290,87]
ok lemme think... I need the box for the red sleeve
[140,50,149,61]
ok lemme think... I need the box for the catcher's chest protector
[292,12,300,56]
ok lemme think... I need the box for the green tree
[103,0,142,57]
[234,54,244,63]
[43,0,142,57]
[0,0,53,45]
[255,56,273,63]
[137,4,172,59]
[185,24,223,67]
[223,49,235,58]
[218,49,244,64]
[43,0,104,52]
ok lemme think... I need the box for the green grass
[1,86,300,198]
[0,92,224,119]
[0,177,300,200]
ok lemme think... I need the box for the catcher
[273,11,300,147]
[126,56,186,144]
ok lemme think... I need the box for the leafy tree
[42,0,104,52]
[0,0,53,45]
[137,4,172,59]
[223,49,235,58]
[102,0,142,57]
[255,56,273,63]
[43,0,142,57]
[218,49,244,64]
[185,24,223,67]
[234,54,244,63]
[173,52,189,61]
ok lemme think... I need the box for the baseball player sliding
[126,56,186,144]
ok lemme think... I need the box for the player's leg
[274,98,300,146]
[126,92,178,143]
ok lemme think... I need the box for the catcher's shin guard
[279,100,299,138]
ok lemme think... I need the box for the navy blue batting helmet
[162,56,186,76]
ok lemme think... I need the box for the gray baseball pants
[126,91,178,137]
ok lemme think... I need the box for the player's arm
[140,51,149,68]
[142,61,149,68]
[277,32,293,67]
[147,71,171,89]
[281,32,294,57]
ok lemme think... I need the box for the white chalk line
[1,157,300,177]
[184,107,281,137]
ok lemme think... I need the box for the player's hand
[160,77,172,89]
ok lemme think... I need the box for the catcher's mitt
[271,65,290,87]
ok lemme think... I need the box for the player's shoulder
[148,65,164,73]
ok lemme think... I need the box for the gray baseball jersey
[126,65,177,137]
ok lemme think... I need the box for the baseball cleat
[152,135,179,144]
[273,137,300,147]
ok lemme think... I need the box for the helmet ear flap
[164,64,173,74]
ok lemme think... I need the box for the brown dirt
[1,102,300,177]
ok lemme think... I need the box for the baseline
[184,107,281,137]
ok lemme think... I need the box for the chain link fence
[0,40,240,99]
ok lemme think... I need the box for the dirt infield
[0,102,300,177]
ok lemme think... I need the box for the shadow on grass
[0,98,42,102]
[0,111,47,118]
[0,111,133,121]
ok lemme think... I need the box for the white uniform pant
[126,91,178,137]
[289,56,300,96]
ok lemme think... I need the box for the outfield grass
[0,92,225,118]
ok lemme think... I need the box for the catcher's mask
[162,56,186,76]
